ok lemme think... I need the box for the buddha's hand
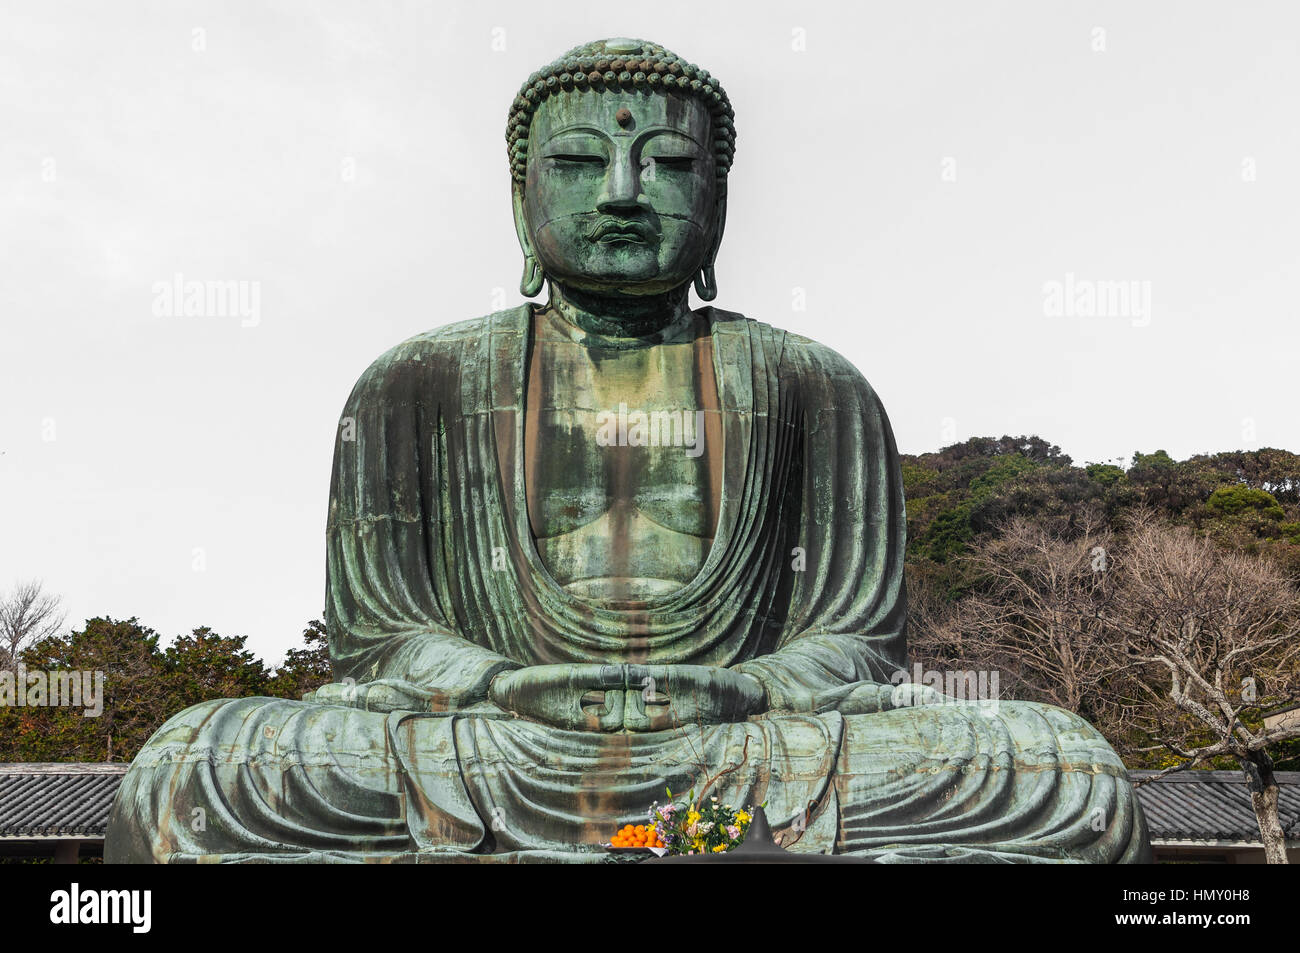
[622,665,767,732]
[487,664,766,733]
[308,678,446,713]
[488,664,633,732]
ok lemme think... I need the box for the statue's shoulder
[369,306,528,367]
[707,308,882,407]
[342,306,529,404]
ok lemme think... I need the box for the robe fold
[105,306,1150,863]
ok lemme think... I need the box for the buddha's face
[521,90,719,296]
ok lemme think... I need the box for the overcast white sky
[2,1,1297,663]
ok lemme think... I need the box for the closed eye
[646,156,694,169]
[549,154,606,165]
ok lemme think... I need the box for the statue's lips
[586,219,656,245]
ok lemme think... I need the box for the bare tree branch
[0,579,66,670]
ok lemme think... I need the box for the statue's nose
[597,152,651,215]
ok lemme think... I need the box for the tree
[164,626,270,708]
[0,612,346,764]
[1095,516,1300,864]
[909,513,1125,723]
[0,580,65,670]
[913,511,1300,863]
[267,619,333,699]
[7,617,168,762]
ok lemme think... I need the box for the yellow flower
[712,844,727,852]
[686,810,702,826]
[735,810,751,826]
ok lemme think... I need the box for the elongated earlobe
[693,264,717,301]
[693,194,726,302]
[520,255,545,297]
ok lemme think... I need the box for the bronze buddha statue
[106,38,1150,864]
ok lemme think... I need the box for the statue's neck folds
[544,281,694,347]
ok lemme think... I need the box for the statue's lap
[106,693,1147,863]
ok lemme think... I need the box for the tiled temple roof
[0,763,128,838]
[1129,769,1300,842]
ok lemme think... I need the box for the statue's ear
[692,192,728,301]
[512,183,545,297]
[705,192,728,269]
[511,183,534,260]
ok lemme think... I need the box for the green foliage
[0,618,166,763]
[902,437,1102,577]
[1197,485,1292,550]
[900,461,939,498]
[1086,463,1126,487]
[1194,448,1300,504]
[903,437,1300,775]
[1120,448,1300,524]
[1131,449,1176,470]
[0,617,334,764]
[267,619,333,700]
[165,627,271,710]
[1206,485,1285,520]
[902,439,1300,593]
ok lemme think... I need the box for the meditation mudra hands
[488,663,767,732]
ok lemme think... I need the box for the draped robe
[105,306,1151,863]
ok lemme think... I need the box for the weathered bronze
[106,38,1151,863]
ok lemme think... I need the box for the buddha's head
[506,38,735,304]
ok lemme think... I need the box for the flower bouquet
[647,789,754,856]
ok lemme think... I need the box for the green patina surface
[105,38,1151,864]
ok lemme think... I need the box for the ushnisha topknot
[506,37,736,188]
